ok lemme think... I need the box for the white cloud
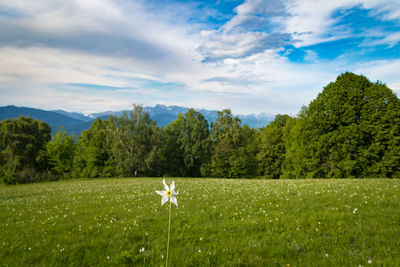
[198,0,400,61]
[362,32,400,48]
[0,0,120,34]
[284,0,400,47]
[223,0,287,32]
[196,0,294,62]
[0,0,199,65]
[360,0,400,21]
[354,59,400,94]
[0,46,161,86]
[284,0,356,46]
[198,30,291,61]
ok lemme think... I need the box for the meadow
[0,178,399,266]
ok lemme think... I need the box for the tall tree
[283,72,400,178]
[73,118,115,178]
[163,109,210,177]
[163,114,185,176]
[209,110,257,178]
[46,128,75,178]
[257,115,295,178]
[111,105,164,177]
[0,116,51,184]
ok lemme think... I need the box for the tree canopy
[257,114,295,178]
[163,109,210,177]
[209,110,257,178]
[283,72,400,178]
[46,128,75,178]
[0,116,51,183]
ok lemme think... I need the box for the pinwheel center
[166,190,172,197]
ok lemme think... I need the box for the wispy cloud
[198,31,292,62]
[223,0,288,32]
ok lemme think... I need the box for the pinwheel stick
[155,179,178,267]
[166,201,172,267]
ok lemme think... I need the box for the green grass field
[1,178,399,266]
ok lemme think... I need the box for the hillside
[0,105,88,134]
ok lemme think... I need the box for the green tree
[46,128,75,178]
[163,115,185,176]
[257,115,295,178]
[283,72,400,178]
[0,116,51,184]
[209,110,257,178]
[110,105,164,177]
[73,118,115,178]
[163,109,211,177]
[235,124,258,178]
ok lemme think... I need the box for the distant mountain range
[0,105,275,134]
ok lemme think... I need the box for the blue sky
[0,0,399,115]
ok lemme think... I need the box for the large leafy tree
[163,115,185,176]
[209,110,257,178]
[73,118,115,178]
[283,72,400,178]
[257,115,295,178]
[110,105,164,177]
[0,116,51,183]
[46,128,75,178]
[163,109,211,177]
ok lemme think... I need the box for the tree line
[1,73,400,184]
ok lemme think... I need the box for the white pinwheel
[156,179,178,206]
[156,179,179,267]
